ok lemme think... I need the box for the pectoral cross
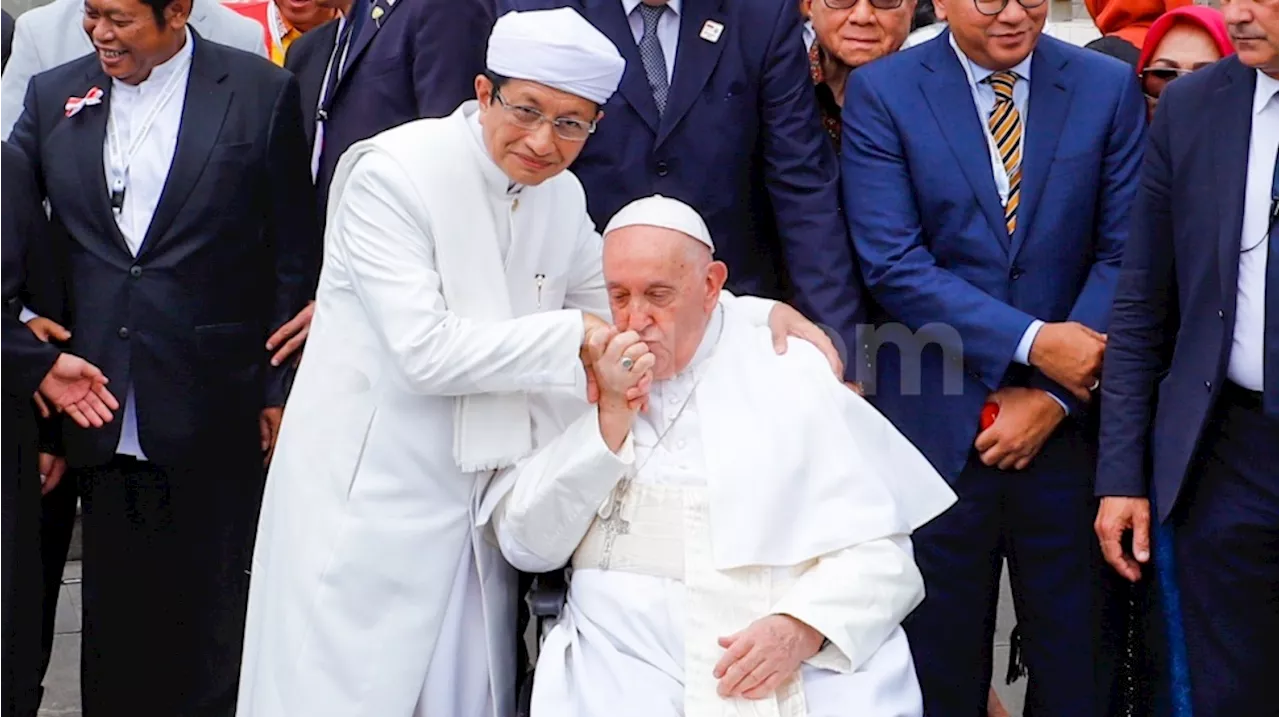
[597,478,631,570]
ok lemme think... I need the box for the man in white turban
[236,11,844,717]
[480,196,958,717]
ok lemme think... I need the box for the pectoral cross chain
[597,479,631,570]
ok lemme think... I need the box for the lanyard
[311,15,354,179]
[105,53,191,213]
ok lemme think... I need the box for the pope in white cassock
[236,9,845,717]
[479,196,959,717]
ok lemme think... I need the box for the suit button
[1204,381,1212,391]
[1010,266,1025,280]
[129,265,142,278]
[117,327,130,340]
[656,161,669,177]
[1217,310,1224,319]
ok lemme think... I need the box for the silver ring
[1089,379,1101,391]
[620,356,635,371]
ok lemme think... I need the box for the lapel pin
[699,20,724,43]
[371,5,384,24]
[65,86,104,118]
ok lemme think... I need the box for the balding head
[602,208,728,380]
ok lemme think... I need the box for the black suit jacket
[2,142,59,402]
[284,17,340,150]
[10,35,320,469]
[314,0,492,222]
[1097,56,1266,520]
[2,142,58,717]
[2,10,14,72]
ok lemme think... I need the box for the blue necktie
[1263,154,1278,416]
[636,4,669,115]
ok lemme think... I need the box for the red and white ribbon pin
[65,86,104,118]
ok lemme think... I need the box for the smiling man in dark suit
[8,0,319,712]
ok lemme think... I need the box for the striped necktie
[987,70,1022,236]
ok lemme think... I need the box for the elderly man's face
[603,226,728,380]
[476,75,602,186]
[806,0,916,69]
[935,0,1047,71]
[1223,0,1279,76]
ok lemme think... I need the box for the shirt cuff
[1046,391,1070,416]
[19,306,39,323]
[1013,319,1043,366]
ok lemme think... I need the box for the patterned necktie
[986,70,1023,236]
[637,4,669,115]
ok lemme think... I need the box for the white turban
[486,8,626,106]
[603,195,715,253]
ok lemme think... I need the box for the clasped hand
[582,323,655,412]
[1029,321,1106,401]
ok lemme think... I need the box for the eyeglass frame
[490,88,598,142]
[1138,66,1195,100]
[821,0,908,11]
[972,0,1047,16]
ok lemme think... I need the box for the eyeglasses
[492,90,597,142]
[973,0,1047,16]
[822,0,907,10]
[1139,66,1194,100]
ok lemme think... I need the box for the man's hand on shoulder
[767,303,844,379]
[1028,321,1106,401]
[714,614,825,700]
[973,387,1065,471]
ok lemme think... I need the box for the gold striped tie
[987,70,1022,236]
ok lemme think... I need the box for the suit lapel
[68,68,132,256]
[138,35,231,257]
[584,0,661,134]
[1213,58,1256,325]
[655,0,726,148]
[1010,41,1071,261]
[920,34,1009,252]
[337,0,405,92]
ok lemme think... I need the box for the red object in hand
[980,402,1000,430]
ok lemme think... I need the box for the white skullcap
[603,195,715,253]
[486,9,626,105]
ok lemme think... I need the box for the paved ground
[39,560,1029,716]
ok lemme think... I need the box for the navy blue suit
[500,0,865,367]
[314,0,492,220]
[1097,56,1278,717]
[843,32,1145,716]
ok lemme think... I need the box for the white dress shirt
[103,30,194,459]
[949,37,1062,408]
[1227,71,1280,391]
[622,0,680,81]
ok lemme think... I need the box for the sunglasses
[1139,66,1194,99]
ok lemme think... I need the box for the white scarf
[325,107,532,473]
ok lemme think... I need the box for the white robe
[482,307,956,717]
[236,102,774,717]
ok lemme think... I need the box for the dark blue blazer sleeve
[264,76,322,407]
[842,70,1035,391]
[2,142,60,400]
[412,0,493,118]
[1030,72,1146,412]
[757,0,865,372]
[1095,92,1176,498]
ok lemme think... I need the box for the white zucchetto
[603,195,715,253]
[486,8,626,106]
